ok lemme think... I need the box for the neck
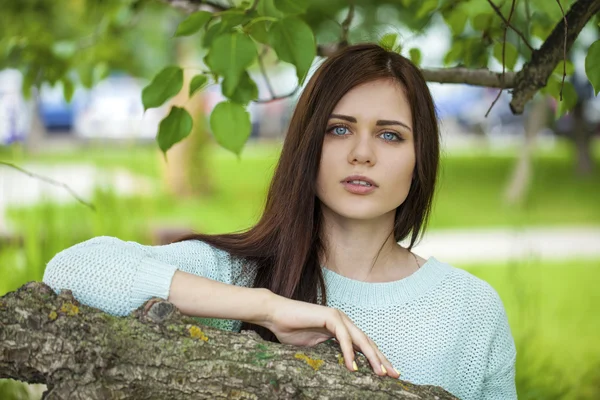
[319,206,419,283]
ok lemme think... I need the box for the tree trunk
[0,282,458,400]
[504,97,547,205]
[159,39,214,198]
[572,101,594,176]
[24,91,47,156]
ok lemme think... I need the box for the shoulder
[429,258,507,314]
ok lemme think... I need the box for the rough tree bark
[0,282,458,400]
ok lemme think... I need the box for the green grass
[463,258,600,400]
[2,138,599,233]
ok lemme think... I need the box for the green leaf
[220,9,251,31]
[258,0,284,18]
[585,39,600,96]
[416,0,438,19]
[379,33,398,52]
[552,59,575,77]
[274,0,310,14]
[189,74,208,97]
[78,64,94,89]
[557,81,578,117]
[409,48,422,66]
[443,41,463,65]
[94,63,110,82]
[203,21,223,48]
[493,42,518,70]
[210,101,252,155]
[443,9,467,36]
[62,78,75,102]
[208,33,257,96]
[462,37,488,68]
[268,17,316,84]
[157,106,193,156]
[472,13,494,31]
[174,11,212,37]
[142,66,183,111]
[248,19,271,45]
[223,71,258,104]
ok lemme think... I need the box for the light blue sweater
[43,236,517,399]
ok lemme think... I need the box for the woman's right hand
[260,292,399,378]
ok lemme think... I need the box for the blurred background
[0,0,599,399]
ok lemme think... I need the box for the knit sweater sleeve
[481,291,518,400]
[42,236,254,318]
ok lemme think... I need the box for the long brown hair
[172,43,440,342]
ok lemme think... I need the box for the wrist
[248,288,277,329]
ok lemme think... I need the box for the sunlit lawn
[463,258,600,400]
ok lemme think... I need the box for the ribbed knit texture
[43,236,517,400]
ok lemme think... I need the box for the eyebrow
[329,114,412,132]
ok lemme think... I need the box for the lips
[340,175,378,187]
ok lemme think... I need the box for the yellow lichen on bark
[336,353,344,366]
[48,310,58,320]
[60,302,79,316]
[187,325,209,342]
[294,353,324,371]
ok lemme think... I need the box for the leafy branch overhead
[4,0,600,157]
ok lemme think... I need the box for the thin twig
[340,3,355,44]
[556,0,568,101]
[257,46,276,100]
[246,0,259,13]
[255,86,299,103]
[0,161,96,211]
[486,0,534,52]
[486,0,516,117]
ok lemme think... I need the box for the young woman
[43,43,517,400]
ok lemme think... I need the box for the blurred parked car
[74,74,167,141]
[38,83,85,132]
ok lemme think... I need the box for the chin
[328,203,394,221]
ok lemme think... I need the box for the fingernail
[381,364,388,374]
[394,368,401,376]
[353,361,358,371]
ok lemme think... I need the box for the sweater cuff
[131,257,178,304]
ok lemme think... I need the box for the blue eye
[332,126,348,136]
[380,132,401,141]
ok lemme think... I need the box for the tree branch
[485,0,516,117]
[162,0,229,13]
[509,0,600,114]
[0,282,458,399]
[420,68,516,88]
[486,0,534,52]
[255,86,300,103]
[555,0,568,101]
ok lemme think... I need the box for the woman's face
[316,78,415,221]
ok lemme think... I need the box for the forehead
[331,79,412,123]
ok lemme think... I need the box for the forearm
[168,270,273,327]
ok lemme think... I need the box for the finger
[343,322,385,375]
[367,338,399,378]
[325,316,356,372]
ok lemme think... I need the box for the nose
[348,133,376,165]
